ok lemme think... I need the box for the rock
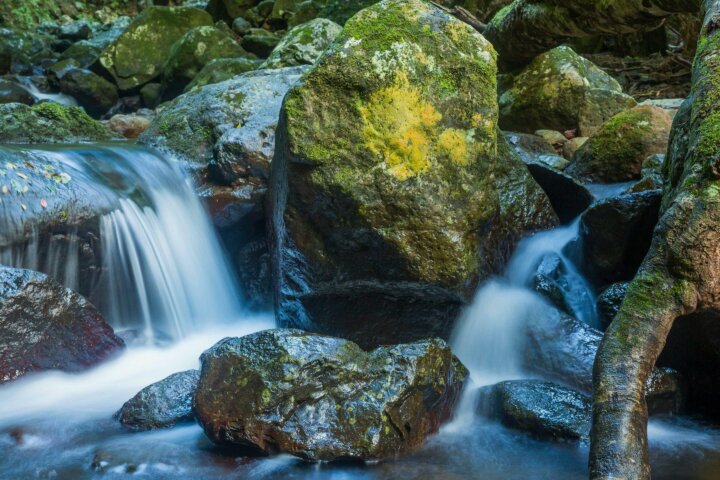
[184,57,260,91]
[316,0,378,25]
[566,106,673,183]
[0,79,35,105]
[140,82,163,108]
[261,18,342,69]
[95,6,213,92]
[59,21,92,41]
[562,136,588,160]
[108,114,151,139]
[0,266,124,384]
[232,17,252,35]
[270,0,556,348]
[116,370,200,430]
[597,282,629,330]
[535,154,570,170]
[534,129,567,154]
[56,67,120,117]
[639,97,685,117]
[531,253,593,318]
[0,102,116,144]
[505,133,593,223]
[241,28,280,57]
[59,17,133,68]
[478,380,591,442]
[498,46,637,137]
[523,162,594,223]
[193,329,467,461]
[161,25,253,99]
[579,190,662,287]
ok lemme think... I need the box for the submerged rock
[499,46,636,137]
[261,18,341,69]
[566,106,673,183]
[478,380,591,442]
[270,0,556,348]
[579,189,662,287]
[0,102,116,143]
[95,6,213,91]
[0,266,124,384]
[116,370,200,430]
[193,329,467,461]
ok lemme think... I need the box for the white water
[20,79,78,106]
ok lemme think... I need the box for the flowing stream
[0,145,718,479]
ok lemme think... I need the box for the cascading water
[0,144,243,340]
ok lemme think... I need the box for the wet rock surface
[0,265,124,384]
[116,370,200,431]
[597,282,629,330]
[478,380,591,442]
[193,329,467,461]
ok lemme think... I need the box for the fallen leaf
[40,198,47,209]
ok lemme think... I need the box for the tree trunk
[484,0,700,69]
[591,1,720,478]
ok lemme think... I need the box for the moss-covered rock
[0,102,116,143]
[566,105,673,183]
[95,6,213,92]
[184,57,261,91]
[193,329,467,461]
[498,46,637,137]
[56,66,120,117]
[0,0,137,31]
[0,28,55,75]
[269,0,557,348]
[261,18,341,69]
[240,28,280,57]
[161,25,253,99]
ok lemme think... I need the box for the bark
[590,1,720,478]
[484,0,700,70]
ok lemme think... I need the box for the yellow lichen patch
[359,72,440,180]
[438,129,470,166]
[360,72,476,180]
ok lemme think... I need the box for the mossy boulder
[95,6,213,92]
[0,28,55,75]
[0,102,116,144]
[184,57,261,91]
[241,28,280,57]
[566,105,673,183]
[56,67,120,117]
[261,18,341,69]
[161,25,253,99]
[269,0,557,348]
[193,329,467,461]
[498,46,637,137]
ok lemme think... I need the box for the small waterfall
[0,144,243,340]
[450,220,595,386]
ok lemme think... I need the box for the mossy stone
[498,46,637,136]
[0,102,116,143]
[261,18,341,69]
[184,57,261,92]
[96,6,213,92]
[160,25,253,99]
[270,0,557,347]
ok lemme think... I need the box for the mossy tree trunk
[484,0,700,69]
[591,1,720,478]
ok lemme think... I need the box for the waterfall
[0,144,243,341]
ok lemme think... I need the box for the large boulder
[160,25,253,99]
[478,380,591,442]
[498,46,636,137]
[269,0,557,348]
[193,329,467,461]
[565,105,673,183]
[0,266,124,384]
[95,6,213,92]
[261,18,342,69]
[0,102,116,144]
[578,189,662,287]
[116,370,200,431]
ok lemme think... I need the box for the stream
[0,145,719,479]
